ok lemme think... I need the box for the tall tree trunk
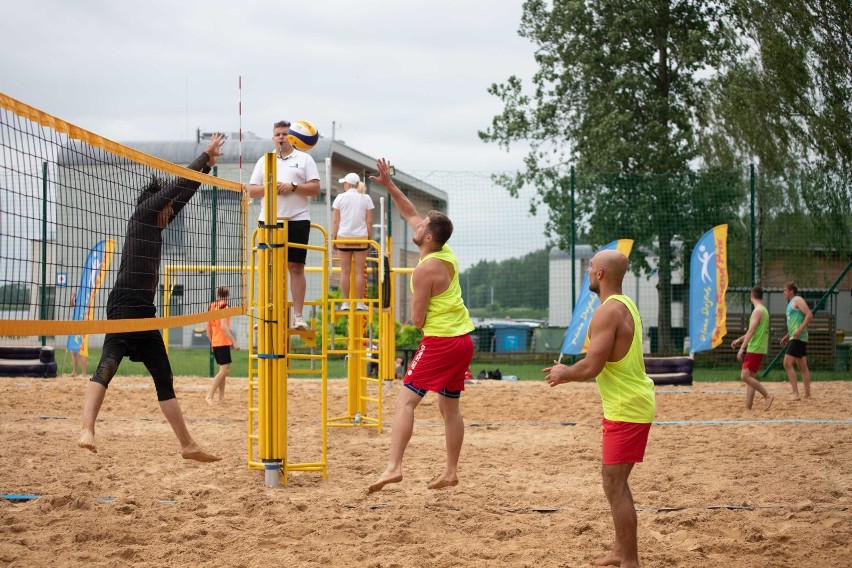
[657,232,674,353]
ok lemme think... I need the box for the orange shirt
[208,301,233,347]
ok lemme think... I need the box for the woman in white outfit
[332,172,374,311]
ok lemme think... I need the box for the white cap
[338,172,360,185]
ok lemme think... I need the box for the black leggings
[90,330,175,401]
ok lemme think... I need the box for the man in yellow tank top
[730,286,774,410]
[367,158,474,494]
[543,250,654,568]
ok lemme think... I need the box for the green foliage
[482,0,739,175]
[481,1,743,350]
[702,1,852,282]
[706,0,852,173]
[396,325,422,349]
[460,248,550,317]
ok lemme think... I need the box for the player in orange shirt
[205,286,240,404]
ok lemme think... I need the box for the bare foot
[368,471,403,493]
[592,552,621,566]
[763,394,774,410]
[803,393,811,399]
[427,474,458,490]
[790,394,801,401]
[205,396,214,405]
[78,430,97,453]
[181,445,221,462]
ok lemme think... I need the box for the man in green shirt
[731,286,774,410]
[781,281,813,400]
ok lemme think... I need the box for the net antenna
[238,75,243,188]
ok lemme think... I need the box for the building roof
[57,136,447,204]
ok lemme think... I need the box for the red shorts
[742,352,764,373]
[404,334,474,395]
[602,418,651,465]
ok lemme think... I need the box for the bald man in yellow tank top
[544,250,655,568]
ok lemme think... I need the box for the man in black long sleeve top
[78,133,225,462]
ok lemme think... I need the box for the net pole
[325,157,332,288]
[40,161,48,347]
[750,163,756,286]
[210,167,218,378]
[239,76,251,330]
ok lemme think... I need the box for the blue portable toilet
[492,323,530,352]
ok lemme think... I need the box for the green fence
[415,166,851,369]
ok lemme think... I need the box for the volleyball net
[0,93,248,338]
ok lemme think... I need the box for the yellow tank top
[595,295,655,423]
[411,244,474,337]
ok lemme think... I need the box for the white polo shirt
[249,149,320,221]
[333,189,374,237]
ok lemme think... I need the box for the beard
[413,234,424,246]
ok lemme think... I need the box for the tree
[701,0,852,282]
[461,248,551,318]
[480,0,743,350]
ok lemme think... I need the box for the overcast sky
[0,0,537,173]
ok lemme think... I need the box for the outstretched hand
[370,158,394,189]
[205,133,226,167]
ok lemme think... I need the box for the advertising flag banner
[688,225,728,353]
[560,239,634,355]
[67,239,115,356]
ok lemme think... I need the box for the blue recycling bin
[493,324,530,352]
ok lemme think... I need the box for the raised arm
[370,158,422,232]
[168,133,225,215]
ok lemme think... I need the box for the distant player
[780,281,813,400]
[731,286,774,410]
[205,286,240,404]
[77,134,225,463]
[68,290,88,377]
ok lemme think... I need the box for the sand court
[0,376,850,567]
